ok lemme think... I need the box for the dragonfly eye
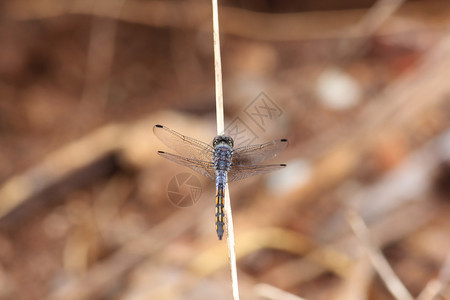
[227,137,234,147]
[213,136,234,147]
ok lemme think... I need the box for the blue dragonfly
[154,124,288,240]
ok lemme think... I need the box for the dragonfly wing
[154,125,214,161]
[227,164,286,182]
[232,139,288,166]
[157,151,216,181]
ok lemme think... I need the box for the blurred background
[0,0,450,299]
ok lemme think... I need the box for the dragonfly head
[213,135,234,148]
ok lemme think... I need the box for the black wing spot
[158,151,165,153]
[281,139,288,142]
[280,164,287,167]
[155,124,163,128]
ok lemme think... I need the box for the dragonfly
[154,124,288,240]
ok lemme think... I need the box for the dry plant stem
[332,255,373,300]
[212,0,224,135]
[224,189,239,300]
[358,0,405,35]
[338,0,405,61]
[211,0,240,299]
[347,212,414,300]
[417,252,450,300]
[81,0,125,107]
[9,1,450,42]
[255,283,307,300]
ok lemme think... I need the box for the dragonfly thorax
[213,144,232,172]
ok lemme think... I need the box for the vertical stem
[211,0,240,299]
[212,0,224,135]
[225,187,239,300]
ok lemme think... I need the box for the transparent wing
[227,164,286,182]
[153,125,213,162]
[157,151,216,181]
[232,139,288,166]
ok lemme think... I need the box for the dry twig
[417,252,450,300]
[255,283,307,300]
[6,1,450,41]
[81,0,125,108]
[332,255,373,300]
[347,211,414,300]
[337,0,406,60]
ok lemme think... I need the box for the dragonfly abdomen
[213,143,232,240]
[215,169,227,240]
[215,182,225,240]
